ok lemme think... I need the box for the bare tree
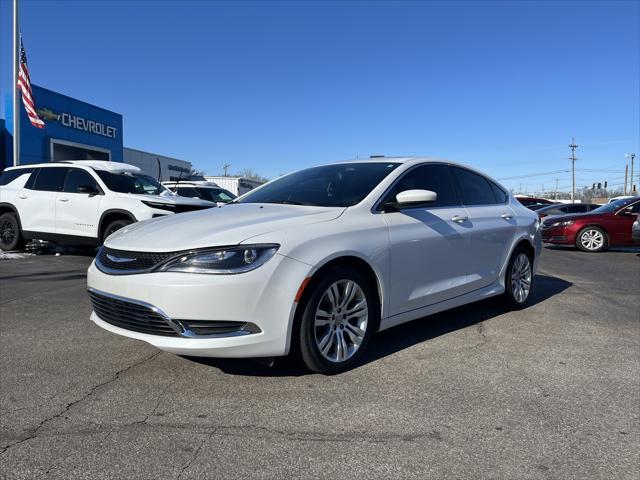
[236,168,269,183]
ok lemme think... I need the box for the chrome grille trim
[88,288,259,339]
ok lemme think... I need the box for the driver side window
[383,164,460,207]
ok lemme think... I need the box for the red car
[541,197,640,252]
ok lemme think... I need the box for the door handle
[58,198,69,202]
[18,194,28,199]
[451,215,468,223]
[501,212,513,220]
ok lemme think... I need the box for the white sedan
[87,157,541,374]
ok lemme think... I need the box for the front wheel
[298,268,378,374]
[502,248,533,310]
[102,219,132,242]
[0,212,25,252]
[576,226,607,252]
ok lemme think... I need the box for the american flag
[17,36,44,129]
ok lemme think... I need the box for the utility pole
[554,178,559,201]
[627,153,636,193]
[12,0,20,166]
[569,138,578,203]
[222,163,231,177]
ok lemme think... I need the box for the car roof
[5,160,141,174]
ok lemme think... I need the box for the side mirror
[77,184,100,195]
[382,189,438,211]
[396,189,437,205]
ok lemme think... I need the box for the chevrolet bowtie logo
[106,254,136,263]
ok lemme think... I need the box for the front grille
[97,247,186,273]
[89,290,179,337]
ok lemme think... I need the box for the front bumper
[86,253,313,358]
[541,226,574,244]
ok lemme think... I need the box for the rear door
[18,167,68,234]
[56,168,103,238]
[450,167,517,291]
[382,163,473,315]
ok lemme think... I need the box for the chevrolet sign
[36,108,117,139]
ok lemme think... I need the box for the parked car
[87,157,541,374]
[632,217,640,245]
[515,196,555,209]
[536,203,600,219]
[0,161,216,251]
[541,197,640,252]
[608,195,638,203]
[162,181,237,205]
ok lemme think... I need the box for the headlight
[550,220,575,227]
[142,200,175,212]
[156,244,279,274]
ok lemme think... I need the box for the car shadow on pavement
[184,274,572,377]
[544,244,640,254]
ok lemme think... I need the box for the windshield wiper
[267,200,315,206]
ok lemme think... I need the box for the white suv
[0,160,215,251]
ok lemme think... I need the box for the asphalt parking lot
[0,246,638,479]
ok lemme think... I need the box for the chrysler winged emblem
[106,254,136,263]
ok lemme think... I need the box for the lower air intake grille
[89,290,179,337]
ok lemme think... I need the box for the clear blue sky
[1,0,638,193]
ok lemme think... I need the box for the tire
[575,226,607,253]
[298,267,378,374]
[502,247,533,310]
[0,212,25,252]
[102,219,133,242]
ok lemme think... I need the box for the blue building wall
[3,85,123,169]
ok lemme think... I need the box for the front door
[382,164,473,316]
[56,168,103,238]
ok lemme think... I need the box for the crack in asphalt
[176,430,216,480]
[0,351,161,456]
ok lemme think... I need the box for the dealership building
[1,85,191,181]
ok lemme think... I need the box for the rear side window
[32,167,69,192]
[63,169,99,193]
[176,187,200,197]
[488,181,508,204]
[450,167,497,206]
[0,168,33,186]
[567,205,585,213]
[383,164,460,207]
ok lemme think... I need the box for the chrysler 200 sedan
[87,157,541,374]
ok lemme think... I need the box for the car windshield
[197,187,236,203]
[590,197,638,214]
[237,162,400,207]
[96,170,165,195]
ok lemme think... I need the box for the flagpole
[12,0,20,166]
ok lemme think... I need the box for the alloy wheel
[510,253,532,304]
[580,229,604,251]
[313,280,368,363]
[0,220,16,249]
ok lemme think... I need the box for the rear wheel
[102,219,132,242]
[502,247,533,310]
[0,213,24,252]
[576,226,607,252]
[298,267,378,374]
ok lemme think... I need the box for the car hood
[114,192,215,206]
[542,212,607,225]
[104,203,346,251]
